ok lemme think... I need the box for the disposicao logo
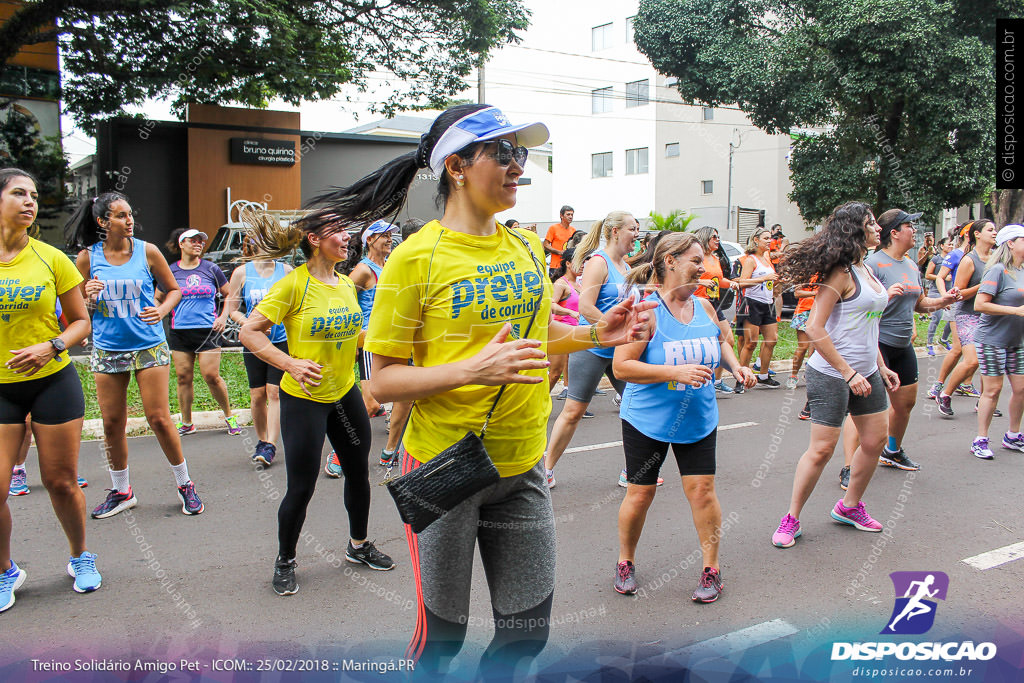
[882,571,948,635]
[831,571,997,662]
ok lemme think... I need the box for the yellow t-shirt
[255,264,362,402]
[365,220,552,477]
[0,238,83,384]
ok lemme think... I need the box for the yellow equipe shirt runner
[0,238,83,384]
[255,264,361,402]
[365,220,552,477]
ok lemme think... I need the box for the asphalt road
[2,355,1022,682]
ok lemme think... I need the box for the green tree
[648,209,698,232]
[634,0,1021,223]
[1,1,528,133]
[0,102,68,220]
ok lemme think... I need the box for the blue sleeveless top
[587,250,630,358]
[243,261,287,344]
[356,257,384,330]
[90,239,166,352]
[619,294,720,443]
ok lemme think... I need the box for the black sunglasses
[486,139,529,167]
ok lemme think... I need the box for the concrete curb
[82,410,252,441]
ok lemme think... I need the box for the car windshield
[722,243,741,260]
[208,227,229,252]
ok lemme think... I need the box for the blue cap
[429,107,549,175]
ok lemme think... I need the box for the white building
[469,0,806,243]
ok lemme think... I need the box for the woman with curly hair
[771,202,899,549]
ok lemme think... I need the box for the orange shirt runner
[545,223,575,269]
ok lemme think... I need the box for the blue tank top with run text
[90,239,166,352]
[587,250,630,359]
[619,294,720,443]
[243,261,288,344]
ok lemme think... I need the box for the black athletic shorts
[741,298,777,327]
[621,420,717,484]
[168,327,221,353]
[0,364,85,425]
[242,340,288,389]
[879,342,918,387]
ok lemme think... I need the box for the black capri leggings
[278,385,371,559]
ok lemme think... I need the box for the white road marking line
[563,422,757,454]
[656,619,800,664]
[961,541,1024,570]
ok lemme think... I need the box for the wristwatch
[49,337,66,360]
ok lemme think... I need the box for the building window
[592,23,613,51]
[626,16,636,43]
[701,180,714,195]
[665,142,680,158]
[591,86,613,114]
[664,76,679,87]
[592,152,613,178]
[626,79,649,108]
[703,107,714,121]
[626,147,649,175]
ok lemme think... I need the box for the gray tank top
[957,250,986,316]
[807,264,888,379]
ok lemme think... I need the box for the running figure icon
[882,571,949,635]
[888,575,938,631]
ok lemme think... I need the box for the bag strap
[478,227,546,436]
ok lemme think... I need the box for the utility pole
[478,61,485,104]
[726,128,741,240]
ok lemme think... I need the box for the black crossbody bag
[383,228,545,533]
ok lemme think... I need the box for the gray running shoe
[878,448,920,471]
[614,560,637,595]
[839,465,850,491]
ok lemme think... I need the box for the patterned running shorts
[978,344,1024,377]
[90,341,170,374]
[790,311,810,332]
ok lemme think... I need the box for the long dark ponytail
[299,104,491,235]
[65,192,129,251]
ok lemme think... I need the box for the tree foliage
[634,0,1023,224]
[648,209,698,232]
[0,102,68,220]
[1,1,529,133]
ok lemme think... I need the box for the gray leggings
[402,454,555,676]
[927,309,951,345]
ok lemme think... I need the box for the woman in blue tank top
[226,225,292,467]
[610,232,755,600]
[67,192,206,519]
[342,219,411,471]
[545,211,638,488]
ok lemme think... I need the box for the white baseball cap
[178,228,207,244]
[362,220,399,246]
[996,224,1024,247]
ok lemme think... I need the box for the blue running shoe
[9,468,28,496]
[0,560,26,612]
[66,551,101,593]
[324,451,343,478]
[1002,432,1024,452]
[752,360,776,376]
[253,441,275,466]
[91,487,137,519]
[177,481,204,515]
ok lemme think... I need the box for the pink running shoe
[830,500,883,531]
[772,514,801,548]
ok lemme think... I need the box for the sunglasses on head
[486,139,529,167]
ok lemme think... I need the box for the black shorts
[621,420,717,484]
[741,298,777,327]
[168,327,221,353]
[242,340,288,389]
[0,364,85,425]
[357,348,373,381]
[879,342,918,386]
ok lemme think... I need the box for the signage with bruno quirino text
[229,138,296,166]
